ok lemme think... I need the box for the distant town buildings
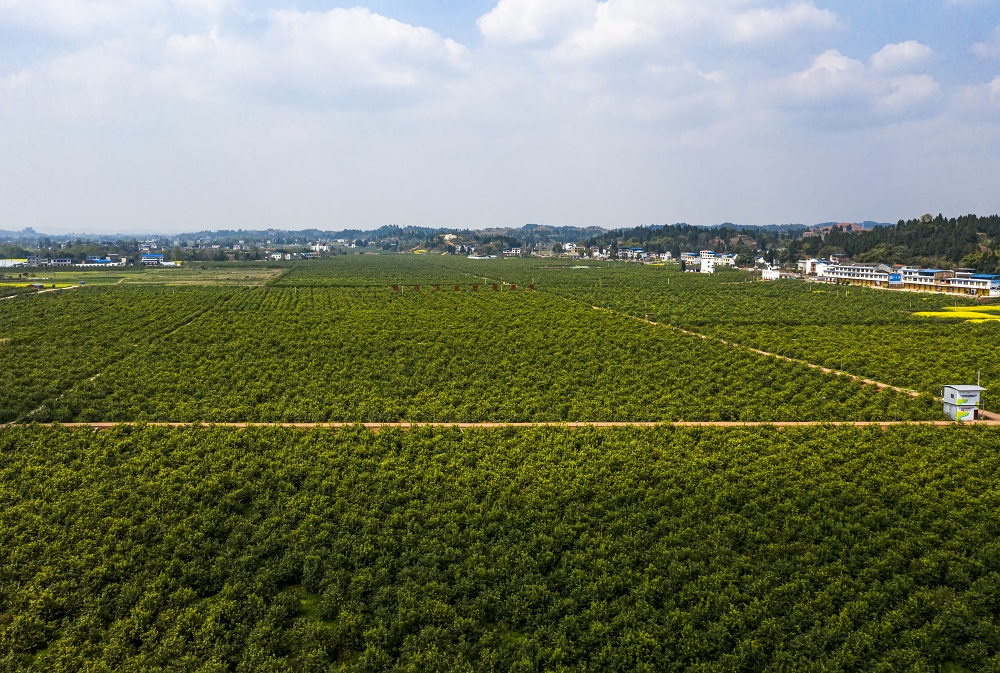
[797,260,1000,297]
[678,251,738,274]
[617,247,648,261]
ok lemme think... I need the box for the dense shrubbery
[2,424,1000,671]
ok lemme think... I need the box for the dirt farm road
[592,306,928,398]
[5,420,1000,431]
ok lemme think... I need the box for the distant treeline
[581,215,1000,272]
[825,214,1000,271]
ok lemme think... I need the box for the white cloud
[783,49,866,100]
[261,8,469,90]
[1,70,32,91]
[972,27,1000,59]
[777,46,940,120]
[0,0,154,35]
[870,41,934,72]
[479,0,840,58]
[727,2,839,43]
[9,7,470,110]
[876,74,940,114]
[476,0,595,44]
[2,1,994,234]
[953,76,1000,119]
[0,0,231,35]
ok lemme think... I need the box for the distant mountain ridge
[0,221,887,242]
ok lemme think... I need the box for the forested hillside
[824,214,1000,271]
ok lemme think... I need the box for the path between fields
[453,265,928,400]
[611,308,1000,420]
[590,307,928,398]
[635,313,1000,422]
[8,420,1000,431]
[0,285,79,301]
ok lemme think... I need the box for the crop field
[475,259,1000,410]
[120,265,287,286]
[2,255,999,671]
[3,424,1000,671]
[0,262,938,423]
[272,255,484,287]
[25,264,288,286]
[915,306,1000,322]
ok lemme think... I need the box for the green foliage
[0,286,235,423]
[2,257,1000,670]
[0,280,931,422]
[3,424,1000,671]
[827,214,1000,268]
[481,260,999,409]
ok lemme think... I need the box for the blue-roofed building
[948,272,1000,296]
[819,264,1000,296]
[617,247,647,261]
[142,254,164,266]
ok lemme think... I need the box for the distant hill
[823,214,1000,272]
[811,221,889,231]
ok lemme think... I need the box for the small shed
[942,385,986,422]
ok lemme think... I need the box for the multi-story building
[700,250,717,274]
[820,264,1000,296]
[821,264,891,286]
[617,247,648,261]
[716,253,738,268]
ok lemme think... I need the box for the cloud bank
[1,0,999,232]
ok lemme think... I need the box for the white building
[945,272,1000,297]
[943,385,986,422]
[502,248,522,258]
[821,264,1000,296]
[821,264,891,285]
[700,250,718,274]
[762,268,781,281]
[800,258,833,275]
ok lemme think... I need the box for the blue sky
[2,0,1000,234]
